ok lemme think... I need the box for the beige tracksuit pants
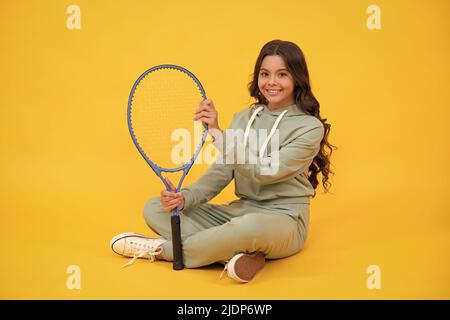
[143,196,310,268]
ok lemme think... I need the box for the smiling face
[258,55,296,110]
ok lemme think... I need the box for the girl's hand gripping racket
[127,64,208,270]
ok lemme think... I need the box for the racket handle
[171,215,184,270]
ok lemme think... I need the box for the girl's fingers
[161,191,182,200]
[164,203,180,212]
[194,106,214,115]
[166,198,182,206]
[193,111,214,121]
[164,176,176,191]
[196,117,214,125]
[161,190,176,198]
[162,190,182,196]
[197,101,215,112]
[199,99,211,106]
[163,206,174,212]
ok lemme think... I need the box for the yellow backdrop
[1,0,449,299]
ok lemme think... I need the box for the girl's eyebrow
[260,68,289,72]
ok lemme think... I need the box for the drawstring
[243,106,264,150]
[243,106,288,158]
[259,109,287,157]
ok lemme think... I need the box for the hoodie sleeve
[180,160,234,210]
[212,123,324,186]
[179,115,238,210]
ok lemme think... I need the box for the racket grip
[171,215,184,270]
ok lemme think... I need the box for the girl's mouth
[266,89,282,96]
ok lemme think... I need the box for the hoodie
[181,103,325,209]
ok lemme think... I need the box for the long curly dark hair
[248,40,336,195]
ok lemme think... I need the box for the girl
[111,40,335,283]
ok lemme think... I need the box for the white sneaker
[110,232,167,268]
[220,252,265,283]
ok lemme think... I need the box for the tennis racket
[127,64,208,270]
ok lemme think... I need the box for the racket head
[127,65,208,173]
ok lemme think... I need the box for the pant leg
[143,196,237,261]
[143,197,306,269]
[182,212,305,268]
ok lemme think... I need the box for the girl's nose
[268,75,277,85]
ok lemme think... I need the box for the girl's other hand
[160,177,185,212]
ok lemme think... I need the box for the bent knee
[229,214,271,240]
[143,196,163,223]
[229,213,303,257]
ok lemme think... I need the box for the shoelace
[219,261,230,280]
[121,243,163,269]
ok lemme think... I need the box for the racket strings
[130,68,205,168]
